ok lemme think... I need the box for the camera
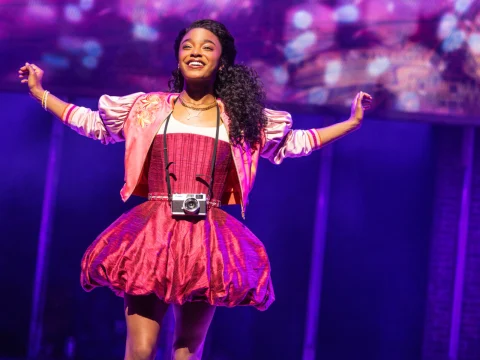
[171,193,207,216]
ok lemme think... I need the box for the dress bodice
[148,133,232,201]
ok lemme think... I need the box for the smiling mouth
[186,60,205,69]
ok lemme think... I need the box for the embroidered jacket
[62,92,322,217]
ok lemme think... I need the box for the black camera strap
[163,102,221,202]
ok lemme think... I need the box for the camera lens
[185,198,198,210]
[183,197,200,215]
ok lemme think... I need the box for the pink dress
[80,131,275,310]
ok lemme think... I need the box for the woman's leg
[172,302,216,360]
[124,293,169,360]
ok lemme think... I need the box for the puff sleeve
[260,108,322,164]
[61,92,144,145]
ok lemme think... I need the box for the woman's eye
[204,47,213,51]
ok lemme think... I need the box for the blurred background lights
[308,87,329,105]
[284,31,317,62]
[58,36,84,53]
[397,91,420,112]
[26,2,57,22]
[454,0,473,14]
[132,23,159,41]
[82,55,98,69]
[3,0,480,117]
[368,56,391,76]
[273,66,289,85]
[468,33,480,54]
[64,4,83,23]
[437,13,458,39]
[334,5,360,23]
[41,53,70,69]
[324,60,342,85]
[79,0,95,11]
[293,10,313,30]
[442,29,466,52]
[83,40,103,57]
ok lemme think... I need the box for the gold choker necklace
[178,96,217,111]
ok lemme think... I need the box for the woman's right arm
[20,63,73,120]
[19,63,143,145]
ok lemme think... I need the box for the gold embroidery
[134,94,162,128]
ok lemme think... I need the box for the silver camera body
[171,193,207,217]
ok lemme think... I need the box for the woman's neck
[181,82,216,105]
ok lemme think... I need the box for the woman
[19,19,371,360]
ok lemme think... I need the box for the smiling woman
[18,18,371,360]
[168,20,270,148]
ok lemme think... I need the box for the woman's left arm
[261,91,372,164]
[316,91,372,146]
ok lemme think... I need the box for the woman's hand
[349,91,372,128]
[18,62,45,100]
[18,62,69,117]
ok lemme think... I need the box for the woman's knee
[126,338,157,360]
[173,346,196,360]
[172,333,203,354]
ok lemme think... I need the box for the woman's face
[178,27,223,85]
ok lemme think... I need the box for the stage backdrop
[0,92,434,360]
[2,0,480,118]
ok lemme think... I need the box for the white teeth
[189,61,203,67]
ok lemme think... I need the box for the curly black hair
[168,19,268,149]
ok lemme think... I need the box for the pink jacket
[62,92,322,218]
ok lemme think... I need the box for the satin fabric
[62,92,321,217]
[80,133,274,310]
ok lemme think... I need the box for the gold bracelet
[42,90,50,111]
[41,90,46,109]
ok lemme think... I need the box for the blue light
[82,55,98,69]
[83,40,103,57]
[132,23,159,42]
[368,56,391,76]
[41,53,70,69]
[442,29,466,52]
[308,87,329,105]
[293,10,313,30]
[273,66,289,85]
[334,5,360,23]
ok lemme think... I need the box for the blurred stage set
[1,0,480,359]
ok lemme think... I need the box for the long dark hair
[168,19,268,149]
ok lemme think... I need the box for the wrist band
[307,129,322,150]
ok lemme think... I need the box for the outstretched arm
[19,63,70,119]
[18,62,143,145]
[316,91,372,146]
[261,91,372,164]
